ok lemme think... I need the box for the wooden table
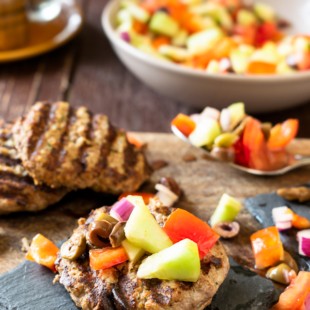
[0,0,310,136]
[1,0,310,276]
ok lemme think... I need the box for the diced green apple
[210,193,243,227]
[124,196,173,253]
[149,12,179,37]
[189,117,221,147]
[187,28,224,56]
[122,239,145,264]
[137,239,200,282]
[237,9,257,26]
[254,2,275,22]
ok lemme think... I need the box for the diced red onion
[272,206,293,231]
[120,32,130,43]
[110,198,134,222]
[297,229,310,257]
[155,184,178,207]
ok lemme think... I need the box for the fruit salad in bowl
[102,0,310,111]
[113,0,310,75]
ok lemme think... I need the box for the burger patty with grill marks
[12,101,150,193]
[0,120,68,214]
[55,199,229,310]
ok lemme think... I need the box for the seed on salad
[61,231,86,260]
[212,221,240,238]
[88,220,114,248]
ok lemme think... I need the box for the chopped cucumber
[210,193,242,227]
[159,45,190,62]
[216,8,233,30]
[149,12,179,38]
[250,43,280,64]
[116,9,132,25]
[237,9,257,26]
[187,27,224,56]
[254,2,275,22]
[121,1,150,23]
[189,117,221,147]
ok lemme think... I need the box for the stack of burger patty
[0,102,150,214]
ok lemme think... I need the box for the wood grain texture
[0,133,310,274]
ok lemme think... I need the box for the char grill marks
[12,102,149,193]
[0,122,67,214]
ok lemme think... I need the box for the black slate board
[0,257,280,310]
[245,191,310,271]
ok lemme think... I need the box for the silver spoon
[171,125,310,176]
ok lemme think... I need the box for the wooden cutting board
[1,133,310,274]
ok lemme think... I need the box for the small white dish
[102,0,310,113]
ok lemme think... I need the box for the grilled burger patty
[12,102,150,193]
[56,200,229,310]
[0,120,68,214]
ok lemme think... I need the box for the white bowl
[102,0,310,113]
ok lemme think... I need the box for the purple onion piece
[110,198,134,221]
[301,236,310,257]
[120,32,131,43]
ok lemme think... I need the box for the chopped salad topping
[116,0,310,74]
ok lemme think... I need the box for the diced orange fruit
[250,226,284,269]
[132,20,148,34]
[26,234,59,272]
[171,113,196,137]
[89,247,128,270]
[152,36,171,49]
[247,61,277,74]
[292,213,310,229]
[267,119,299,150]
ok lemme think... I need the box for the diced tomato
[250,226,284,269]
[241,117,270,170]
[89,247,128,270]
[255,22,282,47]
[26,234,59,272]
[171,113,196,137]
[233,25,257,45]
[247,61,277,74]
[119,192,155,204]
[163,208,219,259]
[267,119,299,150]
[272,271,310,310]
[233,134,250,167]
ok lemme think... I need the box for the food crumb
[21,237,30,253]
[182,153,197,162]
[151,160,168,170]
[277,186,310,202]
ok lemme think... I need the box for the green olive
[266,263,295,285]
[88,220,114,248]
[109,222,126,248]
[61,231,86,260]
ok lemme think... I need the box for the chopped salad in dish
[171,102,299,171]
[115,0,310,74]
